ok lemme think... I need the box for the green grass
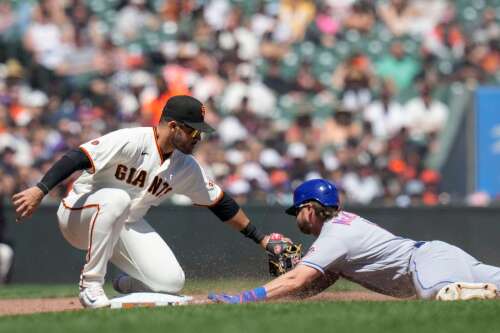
[3,281,499,333]
[2,300,500,333]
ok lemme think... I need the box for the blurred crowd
[0,0,499,207]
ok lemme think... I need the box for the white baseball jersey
[68,127,223,223]
[300,211,418,297]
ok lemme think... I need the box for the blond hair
[309,201,339,222]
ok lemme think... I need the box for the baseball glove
[266,233,303,277]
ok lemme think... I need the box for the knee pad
[436,282,498,301]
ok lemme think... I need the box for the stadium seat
[281,52,300,79]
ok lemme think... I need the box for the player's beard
[297,217,312,235]
[171,131,197,155]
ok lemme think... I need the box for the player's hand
[12,186,45,223]
[208,289,264,304]
[208,293,242,304]
[261,233,292,252]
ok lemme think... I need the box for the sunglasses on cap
[295,203,313,216]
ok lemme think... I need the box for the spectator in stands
[481,39,500,77]
[191,55,225,103]
[342,162,383,204]
[363,80,406,140]
[319,108,363,149]
[221,63,276,117]
[305,2,340,47]
[22,2,67,91]
[403,83,448,142]
[343,0,375,34]
[115,0,157,42]
[295,61,324,93]
[414,51,441,86]
[472,7,500,45]
[285,112,321,146]
[279,0,316,42]
[0,1,18,63]
[375,41,421,92]
[424,13,465,60]
[332,52,375,111]
[0,0,494,207]
[141,75,173,125]
[263,60,297,95]
[378,0,421,37]
[451,42,489,85]
[415,1,450,36]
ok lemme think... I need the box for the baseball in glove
[266,233,303,277]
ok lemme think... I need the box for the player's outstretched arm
[12,148,91,222]
[208,264,322,304]
[263,265,322,299]
[225,208,272,249]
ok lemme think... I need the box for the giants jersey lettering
[67,127,223,222]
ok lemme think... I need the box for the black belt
[414,241,426,248]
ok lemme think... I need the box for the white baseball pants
[56,188,185,292]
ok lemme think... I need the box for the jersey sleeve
[300,236,348,275]
[79,129,135,174]
[178,157,223,206]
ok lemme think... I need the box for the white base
[110,292,193,309]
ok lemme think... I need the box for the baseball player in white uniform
[209,179,500,303]
[12,95,282,308]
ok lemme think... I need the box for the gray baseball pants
[409,240,500,299]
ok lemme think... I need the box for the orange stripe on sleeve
[79,147,96,174]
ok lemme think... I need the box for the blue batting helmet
[285,179,339,216]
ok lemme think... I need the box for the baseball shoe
[79,285,110,308]
[436,282,498,301]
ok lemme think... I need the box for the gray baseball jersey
[300,211,418,297]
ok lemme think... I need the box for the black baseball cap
[161,95,215,133]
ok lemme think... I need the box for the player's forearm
[228,210,268,246]
[208,194,267,245]
[207,274,304,304]
[225,209,250,231]
[263,272,308,299]
[36,148,91,195]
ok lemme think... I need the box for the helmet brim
[285,205,298,216]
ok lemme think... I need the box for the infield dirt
[0,291,400,316]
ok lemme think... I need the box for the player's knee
[147,268,185,293]
[416,288,438,300]
[0,243,14,282]
[0,243,13,265]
